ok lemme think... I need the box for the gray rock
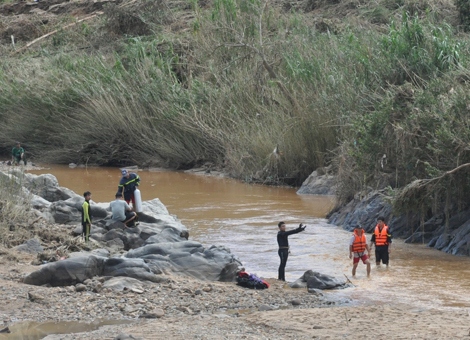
[23,255,106,286]
[14,238,43,254]
[30,194,51,210]
[49,201,80,224]
[103,257,160,282]
[75,283,87,292]
[297,168,336,195]
[258,304,274,311]
[139,308,164,319]
[126,242,242,281]
[290,270,349,290]
[143,226,190,245]
[291,299,302,306]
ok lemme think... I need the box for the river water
[28,165,470,310]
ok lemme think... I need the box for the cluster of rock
[3,169,243,285]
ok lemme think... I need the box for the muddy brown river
[28,165,470,310]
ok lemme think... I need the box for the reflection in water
[28,165,470,310]
[0,319,133,340]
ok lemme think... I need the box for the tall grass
[0,170,37,247]
[0,0,469,196]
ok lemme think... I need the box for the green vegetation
[1,0,470,220]
[0,170,36,248]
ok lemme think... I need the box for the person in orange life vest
[369,216,392,267]
[349,225,371,277]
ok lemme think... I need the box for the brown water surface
[0,319,133,340]
[28,165,470,310]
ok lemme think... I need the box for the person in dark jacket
[277,221,306,281]
[117,169,140,210]
[81,191,92,242]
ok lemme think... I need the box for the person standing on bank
[117,169,140,209]
[349,225,371,277]
[81,191,92,242]
[369,216,392,267]
[11,141,26,165]
[277,222,306,281]
[110,192,137,227]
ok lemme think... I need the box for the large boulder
[49,201,81,224]
[297,167,336,195]
[23,255,106,286]
[289,270,349,290]
[125,241,242,281]
[22,173,76,202]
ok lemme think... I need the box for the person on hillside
[81,191,92,242]
[110,192,137,227]
[117,169,140,209]
[11,141,26,165]
[277,222,306,281]
[369,216,392,267]
[349,225,371,277]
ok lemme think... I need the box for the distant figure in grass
[349,225,371,277]
[110,192,136,227]
[11,141,26,165]
[81,191,92,242]
[370,216,392,267]
[117,169,140,210]
[277,222,306,281]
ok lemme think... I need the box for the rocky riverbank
[1,252,469,340]
[296,168,470,256]
[325,190,470,256]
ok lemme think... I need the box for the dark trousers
[375,245,389,265]
[278,248,289,281]
[13,156,26,165]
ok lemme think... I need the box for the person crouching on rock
[110,192,136,227]
[11,141,26,166]
[349,225,371,277]
[277,222,306,281]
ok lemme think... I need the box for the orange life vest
[352,230,367,253]
[374,224,389,246]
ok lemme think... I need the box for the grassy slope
[1,0,470,219]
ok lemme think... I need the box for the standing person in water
[349,225,371,277]
[370,216,392,267]
[277,222,306,281]
[81,191,92,242]
[117,169,140,209]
